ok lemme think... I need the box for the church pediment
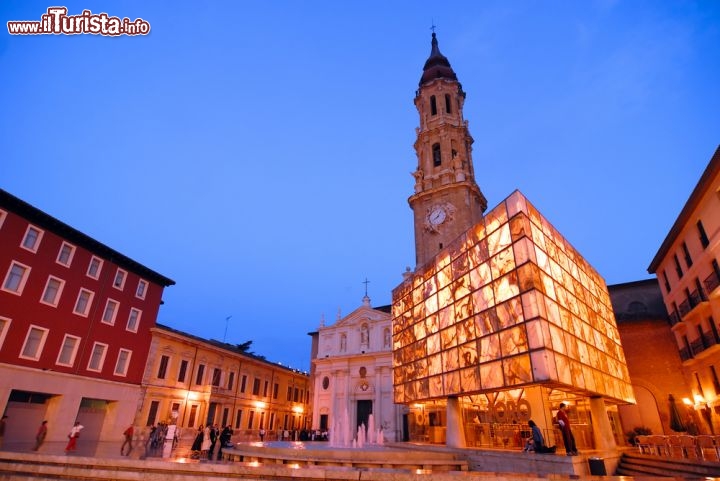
[332,306,390,329]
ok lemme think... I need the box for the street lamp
[693,394,714,434]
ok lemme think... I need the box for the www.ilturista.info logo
[7,7,151,36]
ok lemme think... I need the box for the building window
[195,364,205,385]
[682,242,693,268]
[188,405,199,428]
[212,368,222,387]
[445,94,452,114]
[136,280,148,299]
[178,360,188,383]
[252,378,261,396]
[228,372,235,391]
[430,95,437,115]
[240,375,247,393]
[711,366,720,395]
[263,380,269,397]
[662,270,671,292]
[146,400,159,427]
[40,276,65,307]
[20,325,49,361]
[294,387,299,402]
[287,386,292,401]
[87,342,107,371]
[698,220,710,248]
[0,317,10,350]
[114,349,131,376]
[674,254,684,279]
[695,372,704,397]
[432,143,442,167]
[695,278,706,302]
[113,269,127,290]
[247,411,255,429]
[235,409,243,429]
[2,261,31,295]
[73,289,94,317]
[87,256,103,279]
[273,383,279,399]
[56,334,80,367]
[269,412,275,430]
[21,225,43,252]
[157,355,169,379]
[56,242,75,267]
[126,308,141,333]
[710,317,720,344]
[101,299,119,325]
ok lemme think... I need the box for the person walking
[65,421,83,453]
[259,427,265,442]
[216,425,233,461]
[33,420,48,451]
[121,424,134,456]
[207,424,218,460]
[556,403,578,456]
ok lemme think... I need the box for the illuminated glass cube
[392,190,634,404]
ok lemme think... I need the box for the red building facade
[0,189,174,443]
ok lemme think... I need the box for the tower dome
[419,33,458,85]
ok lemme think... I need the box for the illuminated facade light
[392,191,634,405]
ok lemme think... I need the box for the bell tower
[409,33,487,267]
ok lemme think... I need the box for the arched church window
[430,95,437,115]
[432,143,442,167]
[322,377,329,390]
[445,94,452,114]
[628,301,647,314]
[340,333,347,352]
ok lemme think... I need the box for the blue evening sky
[1,1,719,371]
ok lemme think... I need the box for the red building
[0,189,174,443]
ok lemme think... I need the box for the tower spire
[409,33,487,267]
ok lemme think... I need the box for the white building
[309,296,403,442]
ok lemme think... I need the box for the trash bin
[588,456,606,475]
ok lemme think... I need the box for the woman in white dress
[201,425,212,457]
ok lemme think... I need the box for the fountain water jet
[367,414,375,444]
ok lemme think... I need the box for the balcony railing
[678,299,692,317]
[682,331,720,360]
[689,287,706,305]
[705,270,720,295]
[679,346,693,361]
[678,287,708,319]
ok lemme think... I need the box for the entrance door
[356,400,372,429]
[320,414,328,430]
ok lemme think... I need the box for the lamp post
[692,394,714,434]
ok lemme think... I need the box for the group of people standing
[523,403,578,456]
[190,424,233,460]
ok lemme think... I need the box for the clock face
[428,207,447,226]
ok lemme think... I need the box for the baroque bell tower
[409,33,487,267]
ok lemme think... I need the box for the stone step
[618,452,720,477]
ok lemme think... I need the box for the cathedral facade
[309,296,403,442]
